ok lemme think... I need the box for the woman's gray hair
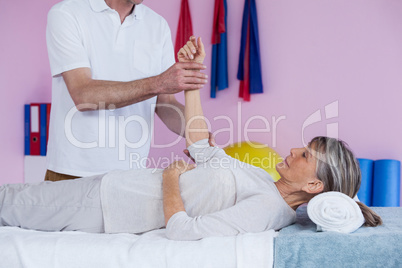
[310,136,382,227]
[311,136,361,198]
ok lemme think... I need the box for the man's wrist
[146,75,163,95]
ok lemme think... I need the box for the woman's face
[276,145,318,185]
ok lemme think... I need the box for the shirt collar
[133,4,143,20]
[89,0,143,20]
[89,0,110,12]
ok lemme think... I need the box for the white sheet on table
[0,227,277,268]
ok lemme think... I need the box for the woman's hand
[177,36,206,64]
[162,160,195,226]
[164,160,196,176]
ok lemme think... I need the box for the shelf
[24,156,47,183]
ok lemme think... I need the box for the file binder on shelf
[46,103,51,145]
[40,104,47,156]
[24,104,30,155]
[30,103,41,155]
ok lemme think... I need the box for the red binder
[30,103,41,155]
[46,103,51,145]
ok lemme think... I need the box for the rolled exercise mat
[372,159,401,207]
[357,158,374,206]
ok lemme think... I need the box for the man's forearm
[74,76,160,111]
[63,62,208,112]
[156,95,185,137]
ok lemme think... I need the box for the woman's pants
[0,174,104,233]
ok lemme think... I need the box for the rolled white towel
[307,191,365,233]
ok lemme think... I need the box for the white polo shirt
[46,0,175,176]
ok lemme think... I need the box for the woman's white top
[100,139,296,240]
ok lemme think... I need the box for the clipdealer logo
[63,100,339,166]
[63,102,288,162]
[302,100,339,147]
[64,102,151,161]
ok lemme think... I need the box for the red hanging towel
[211,0,226,44]
[239,20,251,101]
[175,0,193,62]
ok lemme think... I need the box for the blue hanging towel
[217,0,228,92]
[237,0,249,82]
[237,0,263,100]
[249,0,263,94]
[211,45,218,98]
[210,0,228,98]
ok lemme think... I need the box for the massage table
[0,206,401,267]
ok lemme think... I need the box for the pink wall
[148,1,402,171]
[0,1,57,184]
[1,0,401,199]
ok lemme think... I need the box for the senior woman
[0,37,381,240]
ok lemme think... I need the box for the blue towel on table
[274,206,402,268]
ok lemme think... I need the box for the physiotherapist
[45,0,208,181]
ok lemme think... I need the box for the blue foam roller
[372,159,401,207]
[357,158,374,206]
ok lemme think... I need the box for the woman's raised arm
[162,37,209,227]
[178,36,209,147]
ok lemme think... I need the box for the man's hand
[156,35,207,95]
[155,62,207,95]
